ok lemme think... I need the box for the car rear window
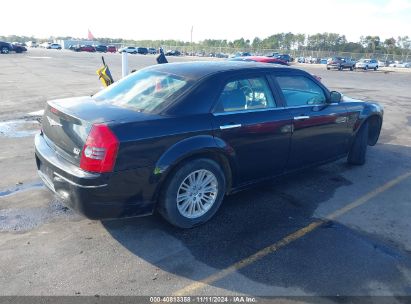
[93,70,191,113]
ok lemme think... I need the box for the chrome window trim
[284,104,327,109]
[212,107,285,116]
[213,103,338,115]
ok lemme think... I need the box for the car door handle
[220,124,242,130]
[294,116,310,120]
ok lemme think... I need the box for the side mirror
[330,91,342,103]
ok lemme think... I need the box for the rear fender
[152,135,237,199]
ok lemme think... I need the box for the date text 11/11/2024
[149,296,257,303]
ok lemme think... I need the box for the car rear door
[212,74,292,184]
[270,72,352,171]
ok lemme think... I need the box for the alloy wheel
[176,169,218,219]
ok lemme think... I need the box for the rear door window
[215,77,276,113]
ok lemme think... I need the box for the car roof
[146,61,293,81]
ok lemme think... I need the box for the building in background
[54,39,99,49]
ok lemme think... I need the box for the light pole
[190,26,193,55]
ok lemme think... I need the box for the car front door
[272,73,352,171]
[212,75,292,185]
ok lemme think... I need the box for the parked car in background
[119,46,138,54]
[148,47,157,54]
[0,41,13,54]
[390,62,411,68]
[229,56,289,66]
[11,43,27,53]
[35,61,383,228]
[12,42,27,47]
[26,41,38,48]
[107,45,117,53]
[378,60,386,67]
[232,52,252,57]
[230,56,321,80]
[47,43,62,50]
[355,59,378,70]
[94,45,107,52]
[327,57,355,70]
[137,47,148,55]
[80,45,95,52]
[215,52,229,58]
[275,54,293,62]
[303,57,319,64]
[320,58,328,64]
[165,50,181,56]
[40,42,51,48]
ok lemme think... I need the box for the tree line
[2,32,410,56]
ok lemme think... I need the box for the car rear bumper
[35,133,156,219]
[356,65,376,69]
[327,64,341,69]
[327,64,352,69]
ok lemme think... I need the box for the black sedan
[94,45,107,52]
[12,43,27,53]
[165,50,181,56]
[0,41,13,54]
[35,61,383,228]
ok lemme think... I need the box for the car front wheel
[347,121,369,165]
[1,47,9,54]
[158,158,226,228]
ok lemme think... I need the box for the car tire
[374,66,378,71]
[364,66,368,70]
[338,65,343,71]
[327,67,330,70]
[350,66,354,71]
[1,47,9,54]
[347,121,369,165]
[158,158,226,228]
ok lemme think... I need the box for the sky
[1,0,410,42]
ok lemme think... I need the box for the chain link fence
[114,42,410,62]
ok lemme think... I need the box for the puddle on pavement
[0,199,80,233]
[0,181,44,198]
[0,119,40,138]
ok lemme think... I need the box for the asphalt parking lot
[1,49,411,300]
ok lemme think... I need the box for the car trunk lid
[41,96,153,166]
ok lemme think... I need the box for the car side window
[276,76,326,107]
[215,77,276,113]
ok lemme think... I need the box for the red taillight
[50,107,59,114]
[80,124,119,173]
